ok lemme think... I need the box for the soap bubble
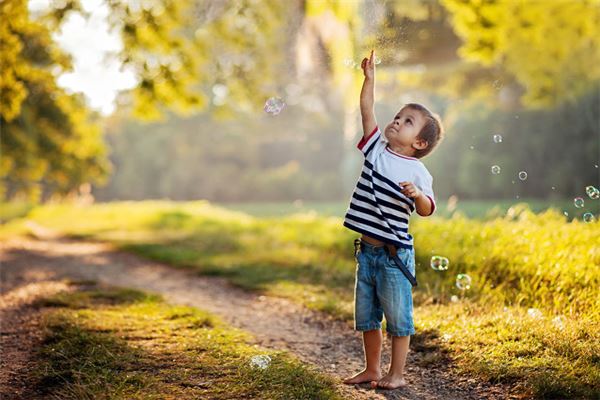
[455,274,471,290]
[343,58,354,67]
[469,145,475,150]
[493,134,503,143]
[583,212,595,223]
[552,315,565,330]
[374,56,382,65]
[249,355,271,370]
[527,308,542,319]
[264,97,285,115]
[430,255,449,271]
[450,295,459,303]
[573,197,585,208]
[585,185,599,199]
[492,79,502,90]
[518,171,528,180]
[491,165,501,175]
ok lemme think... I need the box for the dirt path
[1,234,512,399]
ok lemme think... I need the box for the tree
[1,0,109,200]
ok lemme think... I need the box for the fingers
[361,58,367,69]
[399,182,419,197]
[369,49,374,63]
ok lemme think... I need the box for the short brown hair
[403,103,444,159]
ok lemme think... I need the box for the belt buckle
[385,244,397,257]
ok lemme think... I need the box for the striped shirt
[343,126,436,250]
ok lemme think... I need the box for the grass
[219,198,599,221]
[3,200,599,398]
[32,281,343,399]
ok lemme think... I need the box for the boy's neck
[387,143,417,159]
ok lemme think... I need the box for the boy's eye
[406,119,412,124]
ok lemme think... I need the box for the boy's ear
[413,138,428,150]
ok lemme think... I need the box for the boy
[342,50,444,390]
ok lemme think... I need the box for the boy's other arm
[399,180,435,217]
[414,193,433,216]
[360,50,377,138]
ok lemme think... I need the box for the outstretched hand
[361,49,375,79]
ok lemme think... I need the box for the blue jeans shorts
[353,239,416,337]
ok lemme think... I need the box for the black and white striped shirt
[343,126,436,250]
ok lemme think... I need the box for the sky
[29,0,137,115]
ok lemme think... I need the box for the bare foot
[342,369,382,385]
[370,373,408,390]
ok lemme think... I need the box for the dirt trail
[1,234,513,399]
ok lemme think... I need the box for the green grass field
[2,199,599,398]
[32,281,342,399]
[218,198,598,221]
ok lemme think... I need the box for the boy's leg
[370,334,410,389]
[371,248,415,389]
[343,329,383,384]
[344,245,384,384]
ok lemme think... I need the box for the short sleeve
[415,169,436,216]
[357,126,386,158]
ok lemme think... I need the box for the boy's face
[383,107,428,152]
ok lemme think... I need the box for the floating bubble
[585,185,599,200]
[518,171,527,180]
[492,79,502,90]
[249,355,271,370]
[551,186,556,190]
[430,255,449,271]
[583,212,595,223]
[374,56,382,65]
[527,308,542,319]
[264,97,285,115]
[450,295,459,303]
[343,58,354,67]
[455,274,471,290]
[552,315,565,330]
[563,211,569,217]
[469,145,474,150]
[212,84,228,97]
[491,165,501,175]
[493,134,503,143]
[573,197,585,208]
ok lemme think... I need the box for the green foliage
[441,0,600,107]
[0,0,110,201]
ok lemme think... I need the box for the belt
[353,239,418,288]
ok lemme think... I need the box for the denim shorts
[353,240,416,337]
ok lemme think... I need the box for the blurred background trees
[2,0,598,203]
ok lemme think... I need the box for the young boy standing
[342,50,444,390]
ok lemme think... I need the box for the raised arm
[360,50,377,138]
